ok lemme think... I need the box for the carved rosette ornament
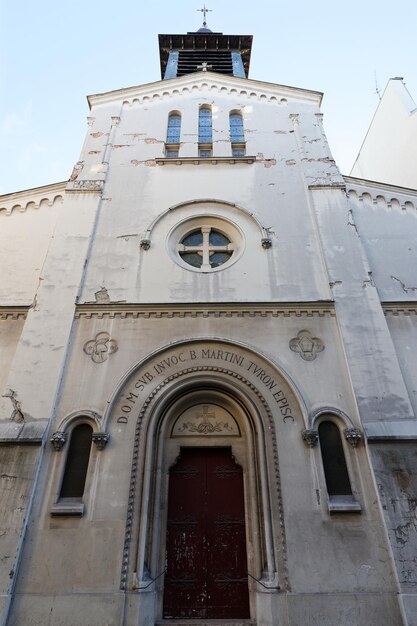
[92,432,110,450]
[140,239,151,250]
[50,431,67,451]
[290,330,324,361]
[344,427,362,447]
[83,332,118,364]
[302,429,319,448]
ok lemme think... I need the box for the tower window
[318,421,361,513]
[198,107,213,157]
[165,112,181,157]
[229,112,246,157]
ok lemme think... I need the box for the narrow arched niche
[59,423,93,499]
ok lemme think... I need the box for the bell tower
[158,7,252,80]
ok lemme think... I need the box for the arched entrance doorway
[111,341,303,624]
[147,384,278,622]
[163,446,250,619]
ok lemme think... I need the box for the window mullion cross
[177,226,232,270]
[201,226,211,270]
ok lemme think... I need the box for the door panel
[163,447,250,619]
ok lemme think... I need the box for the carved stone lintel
[140,239,151,250]
[92,432,110,450]
[302,429,319,448]
[51,431,67,451]
[67,179,103,192]
[261,237,272,249]
[344,427,362,447]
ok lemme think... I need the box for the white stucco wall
[76,74,341,304]
[0,184,65,306]
[351,78,417,189]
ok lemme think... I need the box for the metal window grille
[229,113,245,142]
[199,107,212,143]
[166,113,181,144]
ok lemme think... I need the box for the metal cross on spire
[197,4,212,27]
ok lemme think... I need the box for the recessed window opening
[318,421,352,497]
[230,111,246,157]
[165,112,181,157]
[60,423,93,499]
[169,214,244,273]
[178,226,234,270]
[198,106,213,157]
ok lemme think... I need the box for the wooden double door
[163,447,250,619]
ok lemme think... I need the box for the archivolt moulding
[141,198,269,241]
[118,365,293,595]
[51,411,109,451]
[308,406,357,430]
[55,410,103,434]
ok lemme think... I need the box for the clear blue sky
[1,0,416,194]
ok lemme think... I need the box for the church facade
[1,22,417,626]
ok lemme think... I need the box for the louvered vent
[177,50,233,76]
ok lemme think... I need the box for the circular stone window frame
[167,215,245,273]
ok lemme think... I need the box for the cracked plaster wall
[385,313,417,418]
[310,187,414,422]
[0,446,40,618]
[0,193,62,306]
[370,443,417,626]
[78,87,339,304]
[0,318,25,394]
[347,187,417,301]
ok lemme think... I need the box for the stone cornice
[345,175,417,198]
[383,303,417,316]
[156,156,256,166]
[0,307,29,321]
[75,302,335,319]
[87,72,323,109]
[0,181,66,203]
[0,182,66,216]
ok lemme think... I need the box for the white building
[1,21,417,626]
[351,77,417,188]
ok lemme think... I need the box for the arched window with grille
[198,106,212,157]
[318,420,361,513]
[165,112,181,157]
[229,111,246,157]
[52,423,93,516]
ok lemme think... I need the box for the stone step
[156,621,256,626]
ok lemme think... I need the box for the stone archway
[156,388,260,620]
[106,340,306,624]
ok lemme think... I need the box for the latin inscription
[116,348,295,424]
